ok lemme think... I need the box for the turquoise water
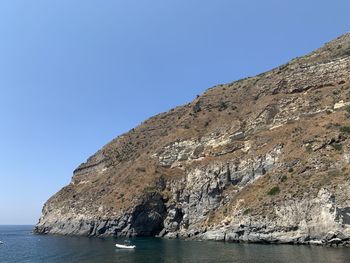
[1,226,350,262]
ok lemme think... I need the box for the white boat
[0,241,3,245]
[115,243,136,249]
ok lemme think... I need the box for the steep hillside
[35,33,350,246]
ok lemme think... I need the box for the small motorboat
[115,243,136,249]
[0,241,4,245]
[115,240,135,249]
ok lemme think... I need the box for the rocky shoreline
[35,185,350,247]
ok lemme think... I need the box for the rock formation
[35,33,350,246]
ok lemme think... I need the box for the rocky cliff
[35,33,350,246]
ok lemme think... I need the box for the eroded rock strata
[35,33,350,246]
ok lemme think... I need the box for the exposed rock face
[35,33,350,246]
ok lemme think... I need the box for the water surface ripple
[1,226,350,263]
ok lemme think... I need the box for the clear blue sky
[0,0,349,225]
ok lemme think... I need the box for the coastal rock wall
[199,186,350,246]
[35,33,350,246]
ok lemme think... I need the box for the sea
[1,225,350,263]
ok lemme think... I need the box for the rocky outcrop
[34,192,167,237]
[35,33,350,246]
[198,186,350,246]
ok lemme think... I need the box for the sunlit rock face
[35,33,350,246]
